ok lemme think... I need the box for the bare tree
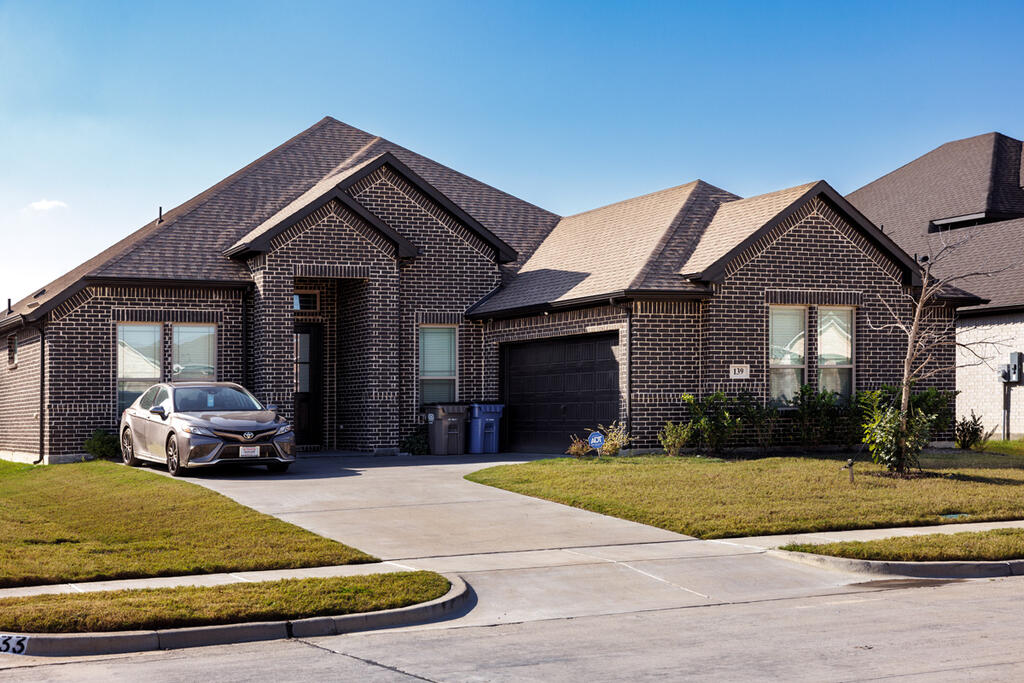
[868,230,1012,471]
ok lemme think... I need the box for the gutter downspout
[612,297,633,435]
[242,291,249,388]
[34,325,45,464]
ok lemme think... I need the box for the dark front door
[293,323,323,446]
[502,333,620,453]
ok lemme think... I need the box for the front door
[293,323,323,447]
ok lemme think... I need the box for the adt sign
[587,431,605,451]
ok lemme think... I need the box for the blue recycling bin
[468,404,504,454]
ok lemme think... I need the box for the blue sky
[2,0,1023,302]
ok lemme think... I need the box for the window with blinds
[419,326,457,405]
[769,307,806,404]
[818,307,854,400]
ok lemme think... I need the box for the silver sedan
[118,382,296,476]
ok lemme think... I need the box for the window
[419,326,456,404]
[7,335,16,366]
[117,324,161,413]
[172,325,216,381]
[818,307,854,400]
[175,385,263,412]
[137,386,160,411]
[293,291,319,312]
[769,307,805,404]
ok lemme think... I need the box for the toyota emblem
[243,432,254,440]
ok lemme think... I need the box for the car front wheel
[166,435,187,477]
[122,428,141,467]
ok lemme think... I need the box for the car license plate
[239,446,260,458]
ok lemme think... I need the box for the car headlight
[276,424,293,436]
[181,425,213,436]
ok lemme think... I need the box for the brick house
[0,117,975,462]
[849,132,1024,437]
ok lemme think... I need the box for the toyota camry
[119,382,296,476]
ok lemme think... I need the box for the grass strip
[465,451,1024,539]
[782,527,1024,562]
[0,459,376,588]
[0,571,449,633]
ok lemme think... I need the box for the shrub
[953,411,997,451]
[735,393,779,455]
[399,424,430,455]
[566,434,594,457]
[861,391,935,473]
[789,385,839,449]
[593,421,632,456]
[681,392,740,455]
[658,420,694,457]
[876,385,956,434]
[954,411,985,450]
[83,429,119,461]
[834,391,870,451]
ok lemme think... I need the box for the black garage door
[501,333,620,453]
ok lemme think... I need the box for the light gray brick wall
[957,313,1024,438]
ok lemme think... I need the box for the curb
[769,549,1024,579]
[13,574,468,658]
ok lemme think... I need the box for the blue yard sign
[587,431,605,451]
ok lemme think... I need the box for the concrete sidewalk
[0,561,412,600]
[725,517,1024,550]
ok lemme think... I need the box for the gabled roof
[226,152,517,262]
[680,181,921,285]
[679,182,818,277]
[1,117,558,328]
[469,180,729,317]
[470,179,929,318]
[848,132,1024,312]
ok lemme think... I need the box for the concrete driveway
[178,454,876,628]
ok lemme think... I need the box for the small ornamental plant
[658,420,694,457]
[566,434,594,457]
[594,421,631,456]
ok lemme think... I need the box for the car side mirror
[266,404,279,413]
[149,405,167,419]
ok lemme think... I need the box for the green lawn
[783,528,1024,562]
[465,450,1024,539]
[980,440,1024,457]
[0,459,375,587]
[0,572,449,633]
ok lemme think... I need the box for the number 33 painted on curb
[0,634,29,655]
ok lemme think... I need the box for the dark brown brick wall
[0,327,42,457]
[42,286,245,457]
[1,185,958,459]
[479,197,956,450]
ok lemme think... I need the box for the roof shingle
[848,132,1024,312]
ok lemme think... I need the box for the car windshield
[173,386,263,412]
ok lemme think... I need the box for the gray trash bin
[427,404,468,455]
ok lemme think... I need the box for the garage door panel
[503,334,620,453]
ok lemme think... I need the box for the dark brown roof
[1,117,559,326]
[848,132,1024,312]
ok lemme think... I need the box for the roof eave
[226,189,420,260]
[0,313,25,334]
[958,301,1023,317]
[466,288,711,320]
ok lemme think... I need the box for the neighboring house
[849,132,1024,437]
[0,117,973,462]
